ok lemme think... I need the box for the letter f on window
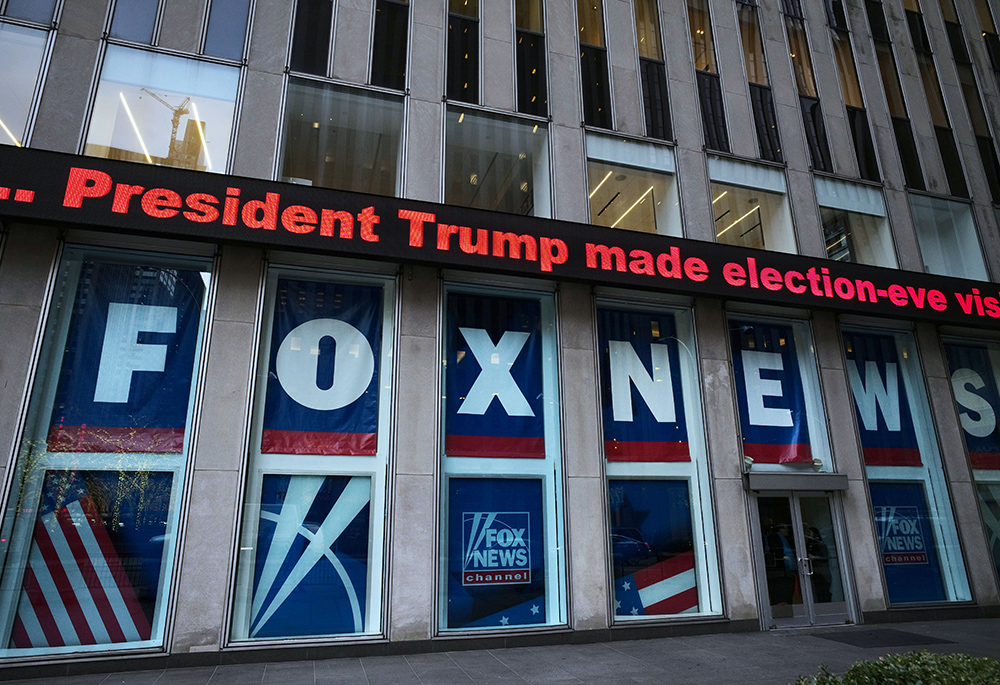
[94,303,177,403]
[457,327,534,416]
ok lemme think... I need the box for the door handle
[799,557,814,576]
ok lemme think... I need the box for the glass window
[439,288,565,630]
[688,0,727,151]
[842,328,971,604]
[635,0,670,140]
[586,133,681,236]
[515,0,547,117]
[290,0,334,75]
[597,305,721,619]
[711,183,795,253]
[815,177,895,267]
[909,194,988,280]
[0,23,47,148]
[279,81,403,195]
[204,0,252,61]
[84,46,239,173]
[445,108,551,217]
[447,0,479,103]
[728,316,832,471]
[0,247,210,656]
[687,0,717,73]
[943,340,1000,580]
[4,0,58,24]
[110,0,159,43]
[231,271,394,640]
[371,0,409,90]
[578,0,611,128]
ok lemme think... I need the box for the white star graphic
[630,606,639,616]
[500,616,509,625]
[622,580,631,591]
[614,599,621,609]
[530,604,540,615]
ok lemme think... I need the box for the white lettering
[609,341,675,423]
[94,303,177,403]
[275,319,375,411]
[742,350,792,427]
[847,360,900,432]
[457,328,534,416]
[950,368,997,438]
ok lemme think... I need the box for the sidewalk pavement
[4,618,999,685]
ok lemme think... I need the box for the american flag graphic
[8,474,155,649]
[614,550,699,616]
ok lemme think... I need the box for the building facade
[0,0,999,673]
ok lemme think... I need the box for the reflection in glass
[445,109,550,217]
[0,250,210,656]
[687,0,717,72]
[821,208,895,267]
[5,0,58,24]
[85,46,239,172]
[204,0,252,60]
[909,194,987,280]
[711,182,794,252]
[280,81,403,195]
[578,0,605,47]
[587,161,679,236]
[0,24,46,148]
[109,0,159,43]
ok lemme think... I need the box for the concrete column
[232,0,294,179]
[558,283,608,631]
[332,0,375,84]
[709,0,755,159]
[30,0,108,152]
[0,225,61,486]
[915,323,1000,607]
[548,0,588,223]
[388,265,440,641]
[481,0,515,111]
[606,0,642,136]
[811,312,887,615]
[404,0,446,202]
[693,298,758,621]
[158,0,205,53]
[171,245,263,652]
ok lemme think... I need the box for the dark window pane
[944,21,970,63]
[516,30,547,116]
[640,58,672,140]
[696,70,729,152]
[110,0,159,43]
[204,0,251,60]
[935,126,968,198]
[447,15,478,103]
[800,94,832,172]
[581,45,612,128]
[372,0,409,90]
[906,10,931,53]
[976,135,1000,204]
[847,106,880,181]
[780,0,803,19]
[749,83,781,162]
[892,116,924,189]
[985,32,1000,71]
[825,0,849,30]
[290,0,333,75]
[4,0,58,23]
[865,0,890,42]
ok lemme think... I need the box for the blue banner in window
[609,480,698,617]
[250,475,370,638]
[261,279,382,455]
[843,331,922,467]
[945,343,1000,470]
[47,262,205,453]
[869,481,946,603]
[9,470,173,649]
[445,294,545,458]
[597,309,689,462]
[730,320,812,464]
[446,478,545,628]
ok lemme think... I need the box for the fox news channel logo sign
[876,505,929,565]
[462,511,531,586]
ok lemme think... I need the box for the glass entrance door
[756,493,850,628]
